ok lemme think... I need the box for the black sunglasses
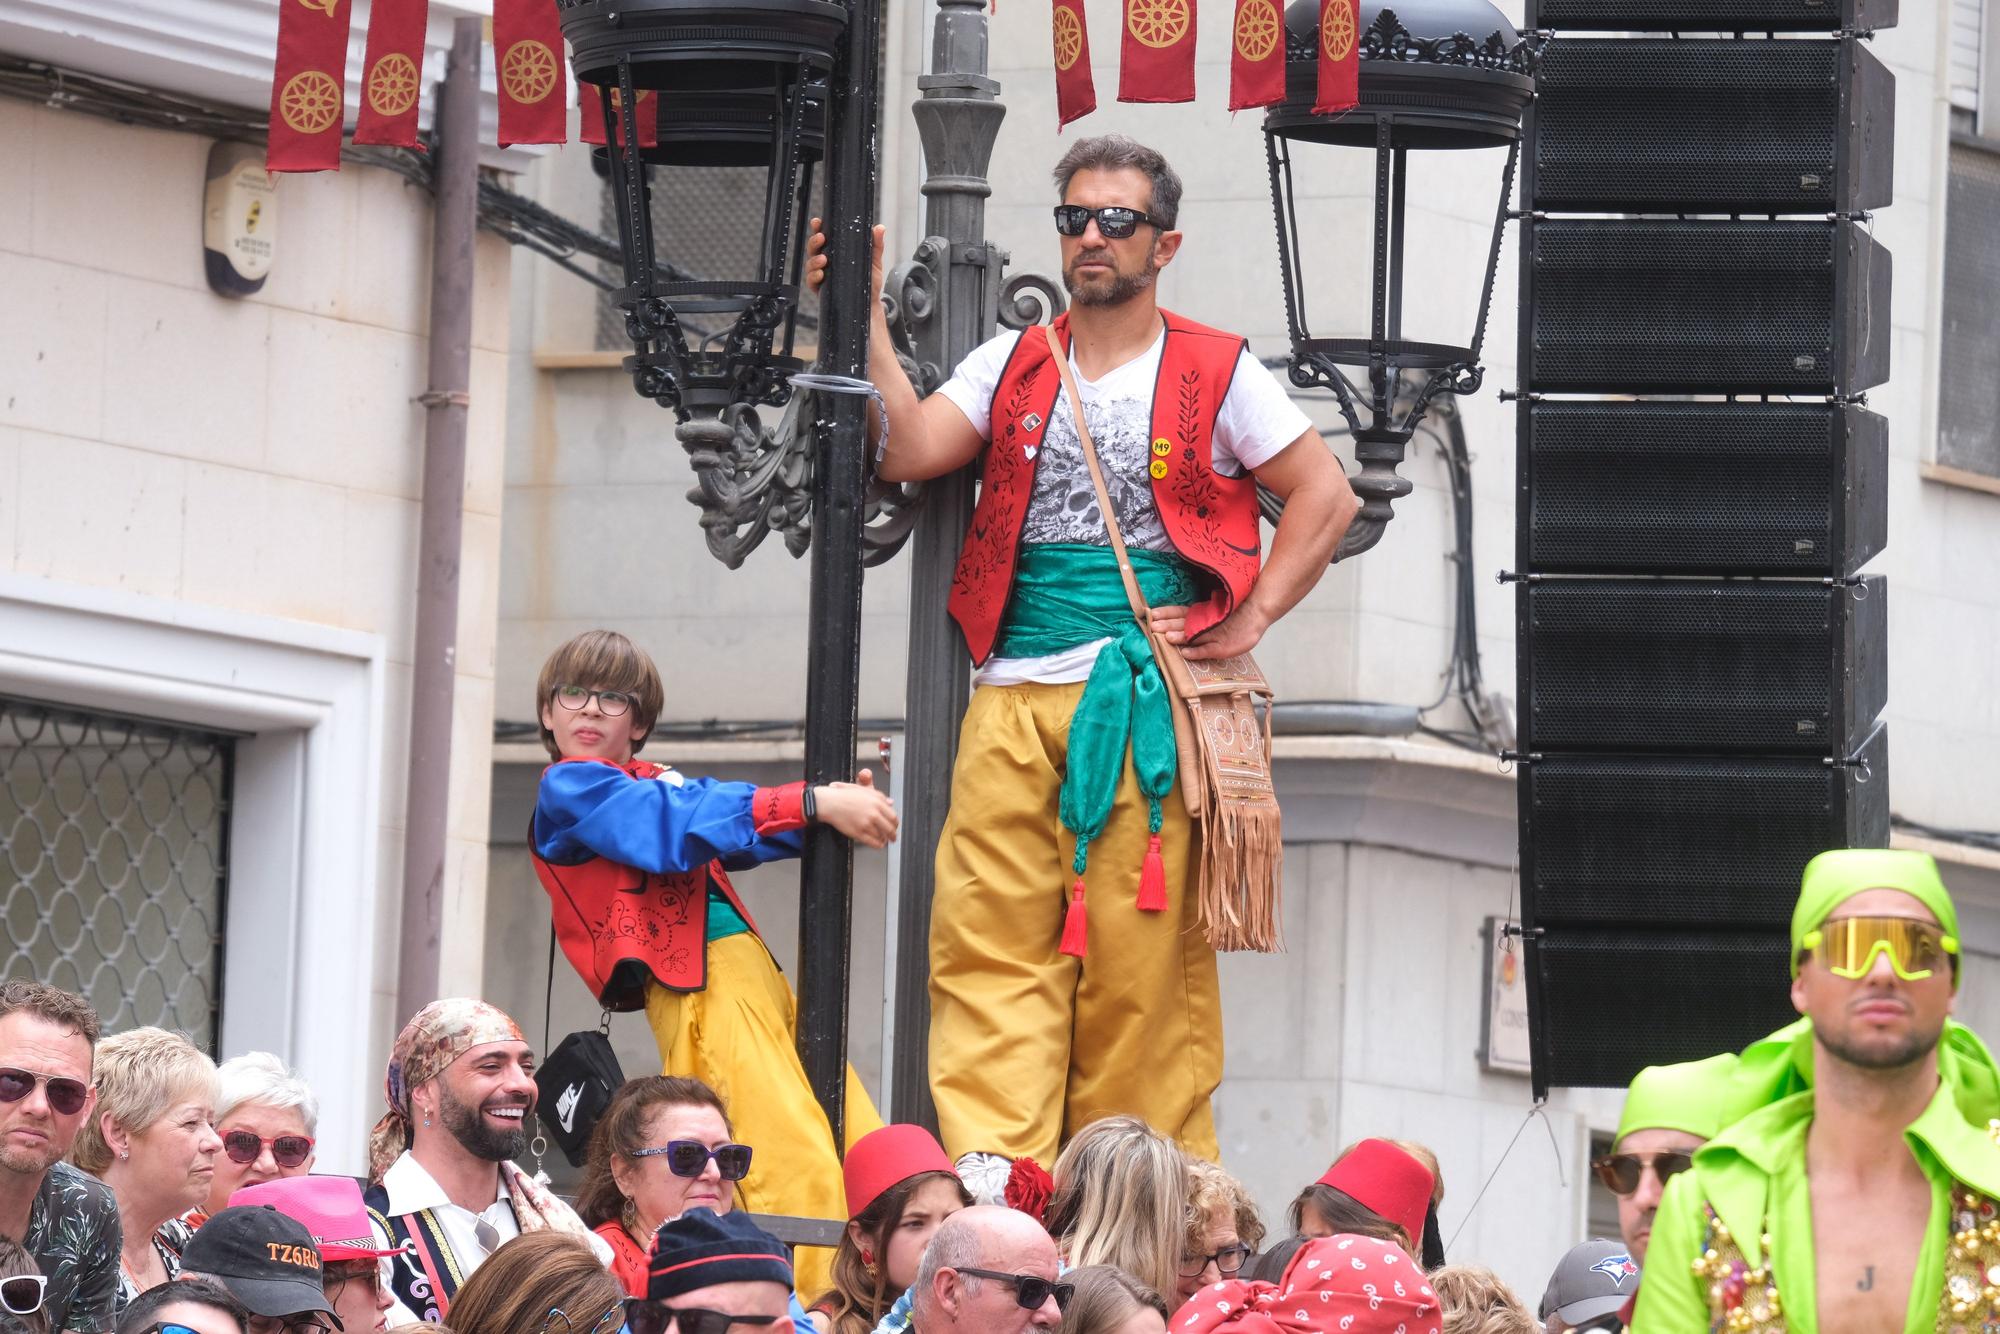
[630,1139,753,1181]
[1178,1243,1253,1279]
[1591,1150,1693,1197]
[954,1268,1075,1312]
[621,1302,787,1334]
[1052,204,1160,240]
[0,1067,89,1116]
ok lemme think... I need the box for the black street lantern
[1265,0,1537,556]
[560,0,842,419]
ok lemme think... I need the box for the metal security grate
[0,698,233,1051]
[1939,140,2000,479]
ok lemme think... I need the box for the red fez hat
[1315,1140,1434,1245]
[844,1124,955,1219]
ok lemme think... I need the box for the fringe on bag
[1196,795,1284,952]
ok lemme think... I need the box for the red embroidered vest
[948,310,1264,665]
[528,759,764,1011]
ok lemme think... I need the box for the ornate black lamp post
[1264,0,1537,556]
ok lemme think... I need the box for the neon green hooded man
[1632,849,2000,1334]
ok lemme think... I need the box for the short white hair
[216,1051,319,1137]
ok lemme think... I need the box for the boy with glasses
[1634,849,2000,1334]
[528,629,897,1297]
[0,982,118,1334]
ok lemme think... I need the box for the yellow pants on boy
[645,931,883,1301]
[928,681,1224,1170]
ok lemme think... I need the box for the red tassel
[1060,879,1088,958]
[1137,835,1167,912]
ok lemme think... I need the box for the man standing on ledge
[1635,849,2000,1333]
[808,135,1357,1177]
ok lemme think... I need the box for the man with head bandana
[1633,849,2000,1334]
[362,999,609,1323]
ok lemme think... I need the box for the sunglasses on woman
[1590,1150,1693,1197]
[222,1129,315,1168]
[1051,204,1160,240]
[1,1274,46,1316]
[0,1067,89,1116]
[630,1140,753,1180]
[954,1268,1075,1312]
[620,1301,787,1334]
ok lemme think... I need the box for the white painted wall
[0,93,513,1168]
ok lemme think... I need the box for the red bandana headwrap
[1171,1235,1440,1334]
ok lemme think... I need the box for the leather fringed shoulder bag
[1042,326,1284,952]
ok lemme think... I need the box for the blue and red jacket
[529,757,807,1009]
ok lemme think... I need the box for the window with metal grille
[1938,136,2000,480]
[0,698,233,1051]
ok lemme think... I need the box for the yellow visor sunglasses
[1801,915,1959,981]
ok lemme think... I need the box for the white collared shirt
[370,1152,613,1326]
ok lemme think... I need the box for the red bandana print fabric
[1171,1236,1440,1334]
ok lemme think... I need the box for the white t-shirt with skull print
[935,324,1314,685]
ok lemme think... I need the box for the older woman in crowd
[1043,1116,1190,1307]
[70,1027,222,1312]
[199,1053,317,1222]
[574,1077,751,1297]
[1176,1159,1264,1306]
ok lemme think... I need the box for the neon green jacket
[1633,1079,2000,1333]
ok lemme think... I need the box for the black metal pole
[886,0,1006,1129]
[797,0,884,1146]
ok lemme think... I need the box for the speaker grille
[1533,0,1894,30]
[1528,220,1869,393]
[1534,40,1842,213]
[1526,402,1859,574]
[1523,733,1886,929]
[1529,931,1799,1090]
[1524,580,1881,753]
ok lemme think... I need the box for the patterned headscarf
[367,998,526,1184]
[1173,1236,1441,1334]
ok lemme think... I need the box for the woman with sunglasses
[194,1053,317,1226]
[574,1077,754,1297]
[448,1232,625,1334]
[69,1027,223,1314]
[0,1236,51,1334]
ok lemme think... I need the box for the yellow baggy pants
[928,681,1224,1170]
[645,931,884,1301]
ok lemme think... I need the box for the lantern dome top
[1266,0,1539,149]
[560,0,847,92]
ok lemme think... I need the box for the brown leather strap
[1041,325,1153,628]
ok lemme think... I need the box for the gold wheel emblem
[366,53,419,117]
[279,70,342,135]
[1126,0,1190,51]
[1234,0,1280,62]
[1322,0,1356,62]
[501,39,560,105]
[1053,6,1084,72]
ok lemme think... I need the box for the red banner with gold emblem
[267,0,353,172]
[1228,0,1285,111]
[580,85,658,148]
[1051,0,1097,128]
[494,0,567,146]
[1118,0,1194,104]
[1314,0,1360,114]
[353,0,427,147]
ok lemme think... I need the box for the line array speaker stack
[1515,1,1898,1097]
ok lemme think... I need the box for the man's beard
[438,1084,530,1163]
[1064,242,1160,308]
[1819,1013,1945,1071]
[0,1139,59,1177]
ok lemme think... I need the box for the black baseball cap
[180,1205,336,1320]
